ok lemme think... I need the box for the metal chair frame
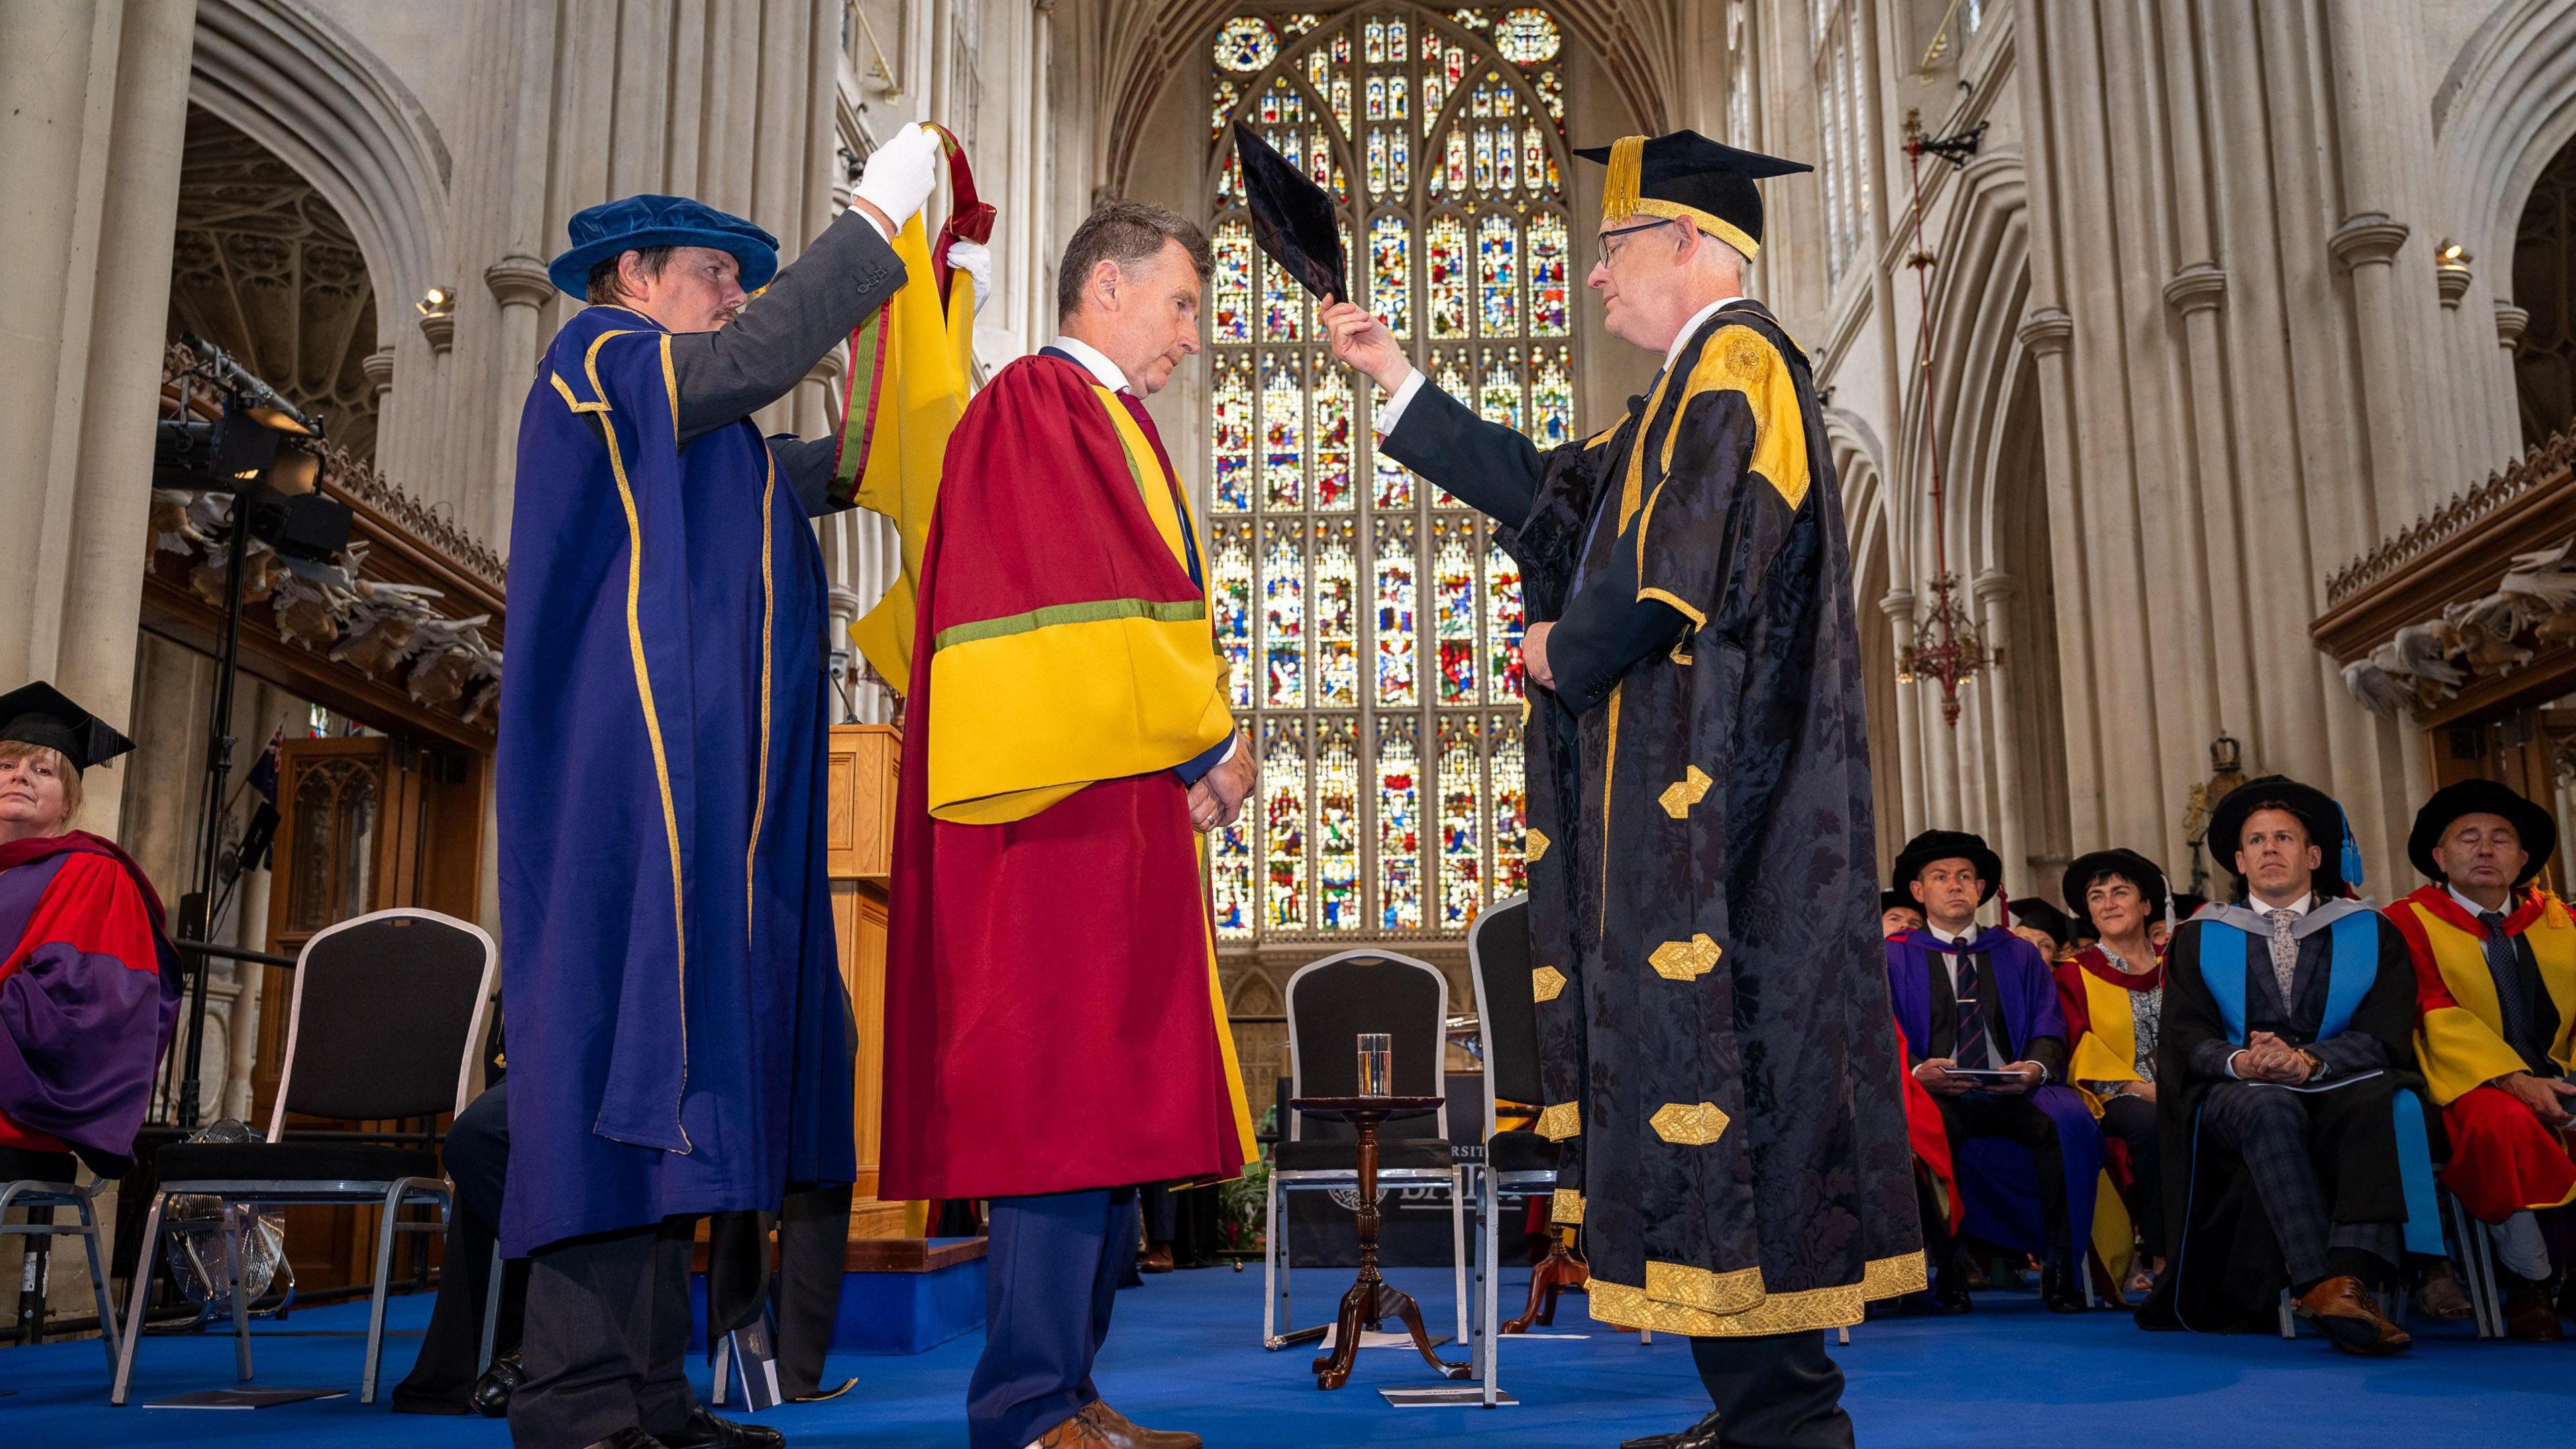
[1462,893,1552,1407]
[2441,1187,2508,1340]
[0,1174,122,1373]
[1262,949,1470,1355]
[113,906,496,1405]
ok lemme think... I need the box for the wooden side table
[1287,1095,1471,1391]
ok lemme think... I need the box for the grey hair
[1056,199,1214,322]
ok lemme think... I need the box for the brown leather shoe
[1140,1244,1175,1273]
[1081,1401,1201,1449]
[2416,1261,2473,1320]
[2294,1275,2412,1355]
[2506,1281,2567,1342]
[1034,1411,1116,1448]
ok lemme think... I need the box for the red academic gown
[0,831,183,1175]
[879,354,1254,1201]
[2387,884,2576,1221]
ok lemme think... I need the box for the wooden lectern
[826,724,910,1240]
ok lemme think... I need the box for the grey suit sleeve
[669,209,906,447]
[766,435,849,519]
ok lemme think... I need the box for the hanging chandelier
[1896,109,1991,727]
[1896,572,1988,725]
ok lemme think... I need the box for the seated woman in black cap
[2053,849,2173,1296]
[0,682,182,1183]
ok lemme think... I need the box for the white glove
[945,239,994,315]
[854,121,942,232]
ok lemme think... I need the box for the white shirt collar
[2448,883,2515,920]
[1929,922,1977,948]
[1047,334,1130,392]
[2249,891,2314,918]
[1664,296,1744,373]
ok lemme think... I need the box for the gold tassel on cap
[1603,134,1646,225]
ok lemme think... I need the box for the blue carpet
[3,1267,2565,1447]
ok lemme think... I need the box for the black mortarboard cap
[1572,129,1811,260]
[0,681,135,775]
[2006,898,2075,949]
[1233,121,1346,304]
[1891,829,2003,906]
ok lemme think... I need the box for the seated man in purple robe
[1887,828,2101,1314]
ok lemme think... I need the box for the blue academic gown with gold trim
[497,304,855,1256]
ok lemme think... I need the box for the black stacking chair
[112,908,496,1405]
[1464,894,1558,1404]
[1263,949,1468,1352]
[0,1150,122,1375]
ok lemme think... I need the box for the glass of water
[1356,1033,1393,1097]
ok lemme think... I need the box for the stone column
[0,1,199,830]
[2010,307,2105,847]
[481,254,553,541]
[1882,589,1926,843]
[2496,301,2530,450]
[2161,264,2251,752]
[1974,570,2029,892]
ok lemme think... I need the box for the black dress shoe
[2041,1259,2088,1314]
[470,1349,523,1419]
[583,1431,668,1449]
[657,1407,786,1449]
[1619,1409,1721,1449]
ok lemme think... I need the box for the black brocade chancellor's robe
[1380,301,1923,1336]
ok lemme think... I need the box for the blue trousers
[969,1187,1138,1449]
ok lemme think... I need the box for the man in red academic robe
[2386,780,2576,1340]
[881,199,1258,1449]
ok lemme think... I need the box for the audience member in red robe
[2386,780,2576,1340]
[0,682,182,1183]
[2055,849,2171,1296]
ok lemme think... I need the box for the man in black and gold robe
[1330,129,1919,1449]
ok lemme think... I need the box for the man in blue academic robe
[2140,776,2437,1354]
[1885,829,2101,1315]
[496,125,941,1449]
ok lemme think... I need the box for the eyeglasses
[1596,217,1680,266]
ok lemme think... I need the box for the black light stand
[158,335,335,1130]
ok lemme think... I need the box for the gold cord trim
[1626,199,1760,262]
[1531,965,1568,1003]
[1536,1102,1580,1140]
[582,329,691,1152]
[1590,1252,1925,1337]
[1603,135,1646,223]
[745,442,775,952]
[1645,1259,1764,1315]
[1551,1189,1585,1224]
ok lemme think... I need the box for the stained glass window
[1208,3,1573,943]
[1263,520,1306,706]
[1527,211,1568,335]
[1376,718,1425,928]
[1316,719,1362,928]
[1213,520,1254,707]
[1427,215,1468,337]
[1437,716,1483,926]
[1494,7,1560,63]
[1216,16,1279,72]
[1263,718,1309,930]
